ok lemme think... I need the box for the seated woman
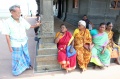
[73,20,92,72]
[106,22,120,64]
[54,24,76,72]
[90,23,110,69]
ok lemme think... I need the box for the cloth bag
[66,36,76,57]
[66,45,76,57]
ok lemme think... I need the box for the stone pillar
[113,12,120,45]
[35,0,62,73]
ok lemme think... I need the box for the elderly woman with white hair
[73,20,92,72]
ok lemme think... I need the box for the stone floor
[54,17,76,33]
[0,17,120,79]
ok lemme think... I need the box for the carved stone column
[35,0,61,73]
[113,11,120,45]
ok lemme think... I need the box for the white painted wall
[0,0,37,18]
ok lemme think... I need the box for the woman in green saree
[90,23,110,69]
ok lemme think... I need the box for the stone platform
[1,16,120,79]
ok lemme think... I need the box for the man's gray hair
[9,5,20,12]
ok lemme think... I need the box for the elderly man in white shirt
[4,5,41,76]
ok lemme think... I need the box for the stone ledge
[35,65,62,73]
[37,48,57,55]
[39,43,57,48]
[36,60,59,66]
[36,55,57,62]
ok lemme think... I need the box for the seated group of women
[54,20,120,73]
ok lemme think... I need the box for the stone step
[36,55,57,62]
[37,48,58,55]
[36,55,59,66]
[35,65,62,73]
[35,55,62,73]
[39,43,57,48]
[36,60,59,66]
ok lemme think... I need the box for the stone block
[40,21,54,33]
[36,55,57,62]
[39,43,57,48]
[40,33,55,37]
[40,37,55,43]
[36,60,59,66]
[35,65,62,73]
[35,55,62,73]
[37,48,58,55]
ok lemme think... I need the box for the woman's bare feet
[93,65,104,69]
[66,70,68,73]
[83,68,87,71]
[80,68,87,73]
[93,65,97,69]
[115,58,120,65]
[93,64,97,69]
[98,66,104,69]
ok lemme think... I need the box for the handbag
[66,45,76,57]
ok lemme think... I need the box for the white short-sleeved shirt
[4,16,31,47]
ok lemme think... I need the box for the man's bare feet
[27,65,33,70]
